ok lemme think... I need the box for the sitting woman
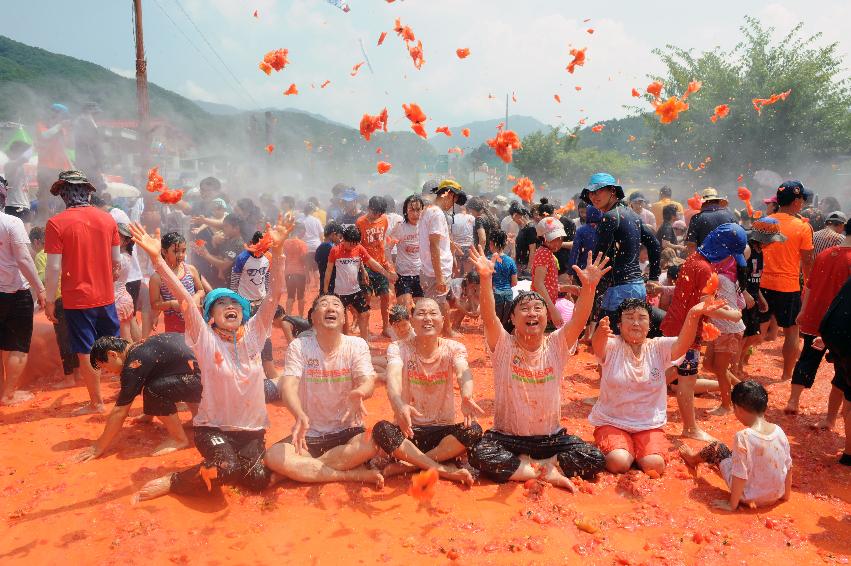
[589,298,720,476]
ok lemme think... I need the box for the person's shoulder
[343,334,370,351]
[442,337,467,354]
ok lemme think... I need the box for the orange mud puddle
[1,313,849,565]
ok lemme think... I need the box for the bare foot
[678,445,701,468]
[708,405,733,417]
[782,402,799,415]
[132,474,173,503]
[540,464,576,493]
[1,390,34,405]
[352,467,384,489]
[682,428,716,442]
[437,464,474,486]
[382,461,416,478]
[151,438,189,456]
[72,403,106,416]
[50,378,76,390]
[131,414,154,424]
[810,418,836,430]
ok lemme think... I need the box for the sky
[2,0,850,131]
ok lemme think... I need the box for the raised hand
[596,316,614,340]
[572,251,611,288]
[129,222,161,260]
[690,298,725,318]
[468,244,497,278]
[460,396,484,427]
[268,213,296,251]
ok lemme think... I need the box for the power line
[149,0,250,105]
[171,0,258,107]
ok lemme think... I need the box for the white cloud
[180,79,220,103]
[109,67,136,79]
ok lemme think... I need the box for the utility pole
[133,0,151,185]
[504,93,509,191]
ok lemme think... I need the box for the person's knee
[557,443,606,480]
[372,420,405,454]
[454,421,483,449]
[637,454,666,474]
[604,449,633,474]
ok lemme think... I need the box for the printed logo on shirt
[408,368,449,386]
[510,363,555,385]
[304,367,352,384]
[650,367,662,383]
[305,358,321,369]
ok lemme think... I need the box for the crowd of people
[1,165,849,513]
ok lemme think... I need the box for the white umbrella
[104,182,140,198]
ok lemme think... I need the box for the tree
[644,17,851,186]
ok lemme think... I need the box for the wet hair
[90,336,130,370]
[662,203,679,223]
[324,221,343,237]
[667,264,681,282]
[508,290,547,318]
[368,195,388,215]
[121,234,135,255]
[29,226,45,242]
[307,292,343,325]
[389,304,410,324]
[538,198,555,216]
[508,201,530,217]
[161,231,186,252]
[616,298,651,322]
[342,225,361,243]
[200,177,221,191]
[251,231,264,245]
[731,380,768,414]
[402,194,424,224]
[223,214,241,229]
[463,271,480,286]
[466,197,486,212]
[489,229,508,250]
[660,185,672,197]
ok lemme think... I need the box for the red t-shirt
[797,246,851,336]
[328,243,373,296]
[355,214,389,267]
[661,252,713,342]
[282,237,308,275]
[45,206,119,309]
[531,246,559,303]
[35,122,72,170]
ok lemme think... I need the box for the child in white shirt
[681,380,792,510]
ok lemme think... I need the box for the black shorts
[275,426,365,458]
[0,289,34,353]
[372,421,483,455]
[742,305,770,337]
[140,373,203,416]
[286,274,306,300]
[125,280,142,314]
[365,268,390,296]
[394,275,424,298]
[760,288,801,328]
[4,206,32,222]
[468,429,605,483]
[340,291,370,314]
[675,348,700,377]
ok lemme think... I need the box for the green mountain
[0,34,436,187]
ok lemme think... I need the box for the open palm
[129,222,161,260]
[469,244,496,278]
[268,213,296,250]
[573,251,611,287]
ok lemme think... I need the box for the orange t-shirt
[282,237,308,275]
[35,122,72,171]
[760,212,814,292]
[355,214,389,267]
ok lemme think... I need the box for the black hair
[251,231,264,245]
[489,229,508,250]
[731,380,768,414]
[223,214,241,228]
[303,201,317,215]
[660,185,672,197]
[616,298,651,322]
[389,304,410,324]
[800,208,825,232]
[29,226,45,241]
[161,231,186,251]
[463,271,480,285]
[200,176,221,191]
[662,203,679,222]
[121,233,135,255]
[384,196,396,212]
[281,195,295,208]
[538,198,555,216]
[667,264,681,282]
[324,221,343,237]
[508,201,530,217]
[307,293,343,325]
[508,290,547,319]
[368,195,388,215]
[342,225,361,243]
[90,336,130,370]
[402,194,424,224]
[845,219,851,236]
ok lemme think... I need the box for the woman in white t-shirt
[590,298,721,476]
[390,195,424,311]
[450,205,475,275]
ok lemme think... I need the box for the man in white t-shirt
[450,204,475,275]
[372,298,484,484]
[0,178,47,404]
[466,245,610,491]
[418,180,466,337]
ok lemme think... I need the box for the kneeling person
[467,246,610,491]
[372,298,483,484]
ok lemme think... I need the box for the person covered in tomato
[371,298,484,485]
[589,298,721,476]
[467,245,610,492]
[128,216,293,502]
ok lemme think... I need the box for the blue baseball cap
[580,172,625,204]
[698,223,748,267]
[203,288,251,323]
[51,103,69,114]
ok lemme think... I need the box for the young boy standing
[356,196,393,337]
[282,223,309,317]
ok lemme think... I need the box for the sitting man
[72,333,202,460]
[372,298,484,484]
[467,246,610,491]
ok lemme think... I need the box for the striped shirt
[812,228,844,256]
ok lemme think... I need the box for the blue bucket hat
[340,187,358,202]
[580,172,625,204]
[203,288,251,323]
[698,223,748,267]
